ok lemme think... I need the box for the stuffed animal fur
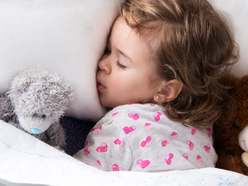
[0,68,73,149]
[214,74,248,175]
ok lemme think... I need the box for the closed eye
[117,61,126,69]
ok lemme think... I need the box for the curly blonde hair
[121,0,239,127]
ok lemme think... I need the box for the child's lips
[97,79,106,91]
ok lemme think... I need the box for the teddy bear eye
[233,122,241,130]
[33,113,46,119]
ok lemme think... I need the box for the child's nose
[98,55,111,74]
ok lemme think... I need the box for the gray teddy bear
[0,68,73,149]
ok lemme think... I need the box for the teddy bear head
[7,68,73,134]
[214,74,248,154]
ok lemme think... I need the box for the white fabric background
[0,0,124,122]
[209,0,248,77]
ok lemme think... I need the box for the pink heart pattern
[191,128,197,135]
[165,153,174,165]
[206,131,211,139]
[161,138,170,147]
[90,126,102,134]
[141,136,151,147]
[128,113,139,120]
[196,155,203,163]
[204,144,211,153]
[97,126,102,134]
[94,160,102,169]
[96,142,108,152]
[81,161,89,165]
[170,131,179,140]
[182,153,188,160]
[112,164,124,171]
[187,140,194,150]
[206,127,212,133]
[82,106,215,171]
[112,112,121,118]
[123,125,136,135]
[137,159,150,169]
[114,138,124,147]
[84,147,91,155]
[144,123,154,131]
[153,112,162,121]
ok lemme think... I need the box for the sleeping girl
[73,0,239,172]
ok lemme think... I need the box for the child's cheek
[110,77,121,89]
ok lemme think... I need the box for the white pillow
[0,0,124,122]
[208,0,248,77]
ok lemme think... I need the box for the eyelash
[105,47,126,69]
[117,61,126,69]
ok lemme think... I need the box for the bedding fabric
[0,0,124,122]
[0,120,248,186]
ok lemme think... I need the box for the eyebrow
[107,38,133,63]
[117,48,133,64]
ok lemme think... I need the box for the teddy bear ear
[220,74,240,87]
[238,74,248,87]
[7,71,32,99]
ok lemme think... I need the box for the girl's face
[96,17,165,108]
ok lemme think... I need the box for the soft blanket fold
[0,120,247,186]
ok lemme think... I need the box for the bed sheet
[0,120,248,186]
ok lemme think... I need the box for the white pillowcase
[0,0,124,122]
[208,0,248,77]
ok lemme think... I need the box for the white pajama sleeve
[73,119,132,171]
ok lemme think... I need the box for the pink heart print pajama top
[74,103,217,172]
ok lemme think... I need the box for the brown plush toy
[214,74,248,175]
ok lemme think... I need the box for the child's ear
[154,79,182,103]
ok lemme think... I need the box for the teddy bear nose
[31,128,42,134]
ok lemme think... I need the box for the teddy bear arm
[216,152,248,175]
[0,95,17,123]
[43,122,66,149]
